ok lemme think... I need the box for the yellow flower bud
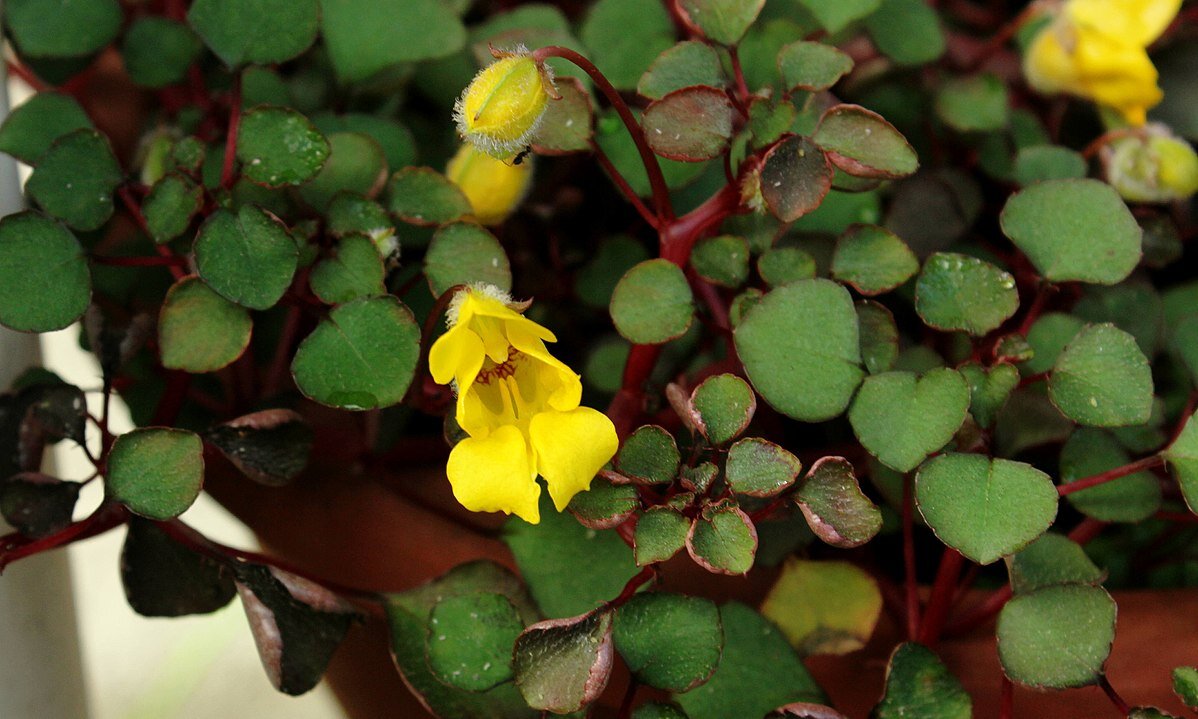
[454,50,554,158]
[1105,129,1198,203]
[445,144,533,225]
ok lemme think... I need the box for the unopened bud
[454,49,554,158]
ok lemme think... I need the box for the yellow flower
[1105,128,1198,203]
[445,144,533,226]
[1024,0,1181,125]
[454,50,553,158]
[429,285,618,524]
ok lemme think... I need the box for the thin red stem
[946,585,1012,636]
[728,46,751,110]
[591,140,660,230]
[603,566,657,611]
[1099,675,1131,716]
[963,1,1044,71]
[5,59,50,92]
[117,187,187,280]
[221,73,242,190]
[1058,456,1164,496]
[902,474,921,639]
[1068,517,1109,544]
[0,503,126,571]
[661,180,744,265]
[999,675,1014,719]
[607,344,664,437]
[917,548,965,644]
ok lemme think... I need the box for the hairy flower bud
[1104,128,1198,203]
[454,50,554,158]
[445,143,533,225]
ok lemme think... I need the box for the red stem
[1068,517,1109,544]
[262,268,310,398]
[661,180,744,265]
[5,59,49,92]
[999,675,1014,719]
[151,370,192,427]
[728,46,751,111]
[220,73,242,190]
[590,140,660,230]
[117,187,187,281]
[1058,456,1164,496]
[603,565,657,611]
[0,503,127,571]
[607,345,664,437]
[917,548,965,644]
[946,585,1012,636]
[1099,675,1131,716]
[1016,281,1051,336]
[902,474,921,639]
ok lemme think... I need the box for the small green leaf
[1173,666,1198,709]
[874,643,971,719]
[849,369,970,473]
[778,41,853,92]
[857,300,898,374]
[634,507,690,566]
[1060,428,1161,522]
[814,105,919,179]
[532,78,593,155]
[321,0,465,83]
[567,479,640,530]
[935,74,1009,133]
[687,501,757,575]
[614,592,722,692]
[610,259,695,345]
[159,276,252,373]
[106,428,204,520]
[1000,179,1142,285]
[188,0,319,67]
[831,224,918,295]
[0,92,93,163]
[327,194,393,239]
[761,558,882,655]
[121,518,235,617]
[0,212,90,332]
[690,374,756,445]
[122,17,202,88]
[1165,414,1198,514]
[424,222,512,298]
[677,0,765,45]
[514,611,614,713]
[916,453,1058,564]
[915,252,1019,336]
[578,236,650,309]
[1049,324,1153,426]
[638,41,725,100]
[643,87,735,162]
[691,235,750,288]
[309,235,386,305]
[997,585,1116,689]
[297,132,387,211]
[795,457,882,549]
[748,96,797,148]
[796,0,880,34]
[194,205,298,310]
[235,106,330,188]
[616,425,681,485]
[864,0,945,66]
[1013,145,1087,186]
[386,167,472,226]
[757,247,816,287]
[143,173,203,244]
[4,0,120,58]
[26,129,122,231]
[1005,533,1103,595]
[759,135,834,222]
[427,592,524,692]
[958,362,1019,428]
[726,437,802,497]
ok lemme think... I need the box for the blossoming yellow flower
[445,143,533,226]
[454,50,554,158]
[429,285,618,524]
[1024,0,1181,125]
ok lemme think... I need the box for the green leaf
[424,222,512,298]
[616,425,681,485]
[634,507,690,565]
[567,479,639,530]
[813,104,919,179]
[687,501,757,575]
[122,17,202,88]
[311,113,418,170]
[0,212,90,332]
[532,78,593,154]
[1005,533,1103,595]
[726,437,802,497]
[691,235,750,288]
[1000,179,1142,285]
[143,173,203,244]
[106,428,204,520]
[327,194,393,239]
[1024,312,1085,375]
[1049,324,1153,426]
[187,0,318,66]
[0,92,93,164]
[758,247,816,287]
[935,74,1009,132]
[795,457,882,548]
[643,87,735,162]
[864,0,945,66]
[761,558,882,655]
[916,453,1058,564]
[1165,414,1198,514]
[690,374,756,446]
[675,602,824,719]
[874,643,971,719]
[309,235,386,304]
[778,41,853,92]
[1173,666,1198,709]
[0,473,80,539]
[4,0,120,58]
[121,518,236,617]
[1060,428,1161,522]
[159,276,252,373]
[831,224,918,295]
[26,129,122,231]
[514,611,614,714]
[915,252,1019,336]
[677,0,765,45]
[203,409,313,487]
[747,96,797,148]
[595,109,709,195]
[735,279,864,422]
[635,703,690,719]
[796,0,880,34]
[1073,281,1163,358]
[857,300,898,374]
[386,167,472,226]
[194,205,298,310]
[235,106,330,187]
[581,0,675,90]
[958,362,1019,428]
[849,369,970,473]
[427,592,524,692]
[578,235,650,309]
[997,585,1116,689]
[610,259,695,345]
[297,132,387,211]
[759,135,834,222]
[1013,145,1087,186]
[291,297,419,411]
[321,0,465,83]
[613,592,723,692]
[638,41,726,100]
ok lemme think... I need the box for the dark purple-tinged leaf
[767,703,848,718]
[687,501,757,575]
[106,428,204,520]
[205,409,314,487]
[690,374,756,446]
[678,0,765,45]
[121,518,236,616]
[616,425,680,485]
[643,86,735,162]
[235,563,360,696]
[532,77,593,155]
[777,41,853,92]
[634,506,690,566]
[795,457,881,548]
[759,135,834,222]
[23,382,86,446]
[997,585,1115,689]
[568,478,640,529]
[612,592,722,692]
[513,611,614,713]
[725,437,801,497]
[813,105,918,179]
[426,592,524,692]
[0,473,80,538]
[84,305,154,383]
[873,643,971,719]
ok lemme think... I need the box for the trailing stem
[902,473,921,639]
[220,73,242,190]
[0,502,127,572]
[1057,455,1165,496]
[917,548,965,644]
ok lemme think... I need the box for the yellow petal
[530,407,619,512]
[1067,0,1181,45]
[429,324,484,385]
[505,320,581,410]
[446,144,534,226]
[446,425,541,523]
[1024,25,1082,95]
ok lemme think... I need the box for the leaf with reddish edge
[677,0,766,45]
[760,135,834,222]
[121,518,236,617]
[725,437,802,497]
[687,501,758,575]
[689,373,757,446]
[767,703,849,718]
[795,457,882,549]
[567,478,640,529]
[643,86,735,162]
[634,506,690,566]
[204,409,314,487]
[813,105,919,179]
[532,77,593,155]
[1164,413,1198,514]
[0,472,80,539]
[513,610,614,713]
[874,643,972,719]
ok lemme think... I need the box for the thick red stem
[220,73,242,190]
[902,474,921,639]
[917,548,965,644]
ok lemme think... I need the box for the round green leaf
[813,104,919,179]
[797,0,880,34]
[759,135,834,223]
[831,224,918,295]
[997,585,1116,689]
[778,41,853,92]
[0,212,90,332]
[690,374,756,445]
[1059,428,1160,522]
[122,17,202,88]
[1005,533,1103,595]
[638,41,725,100]
[567,479,639,529]
[915,453,1058,565]
[1165,414,1198,515]
[643,86,735,162]
[915,252,1019,336]
[26,129,122,231]
[677,0,765,45]
[386,167,471,226]
[5,0,120,58]
[297,132,387,211]
[687,502,757,575]
[1000,179,1142,285]
[532,77,594,155]
[934,74,1009,133]
[1013,145,1087,187]
[159,276,252,373]
[691,235,750,288]
[106,428,204,520]
[610,259,694,344]
[748,96,798,148]
[427,592,524,692]
[309,235,386,304]
[874,643,971,719]
[1048,323,1153,426]
[735,279,864,422]
[321,0,465,83]
[726,437,801,497]
[143,173,203,244]
[291,296,420,410]
[311,113,418,170]
[864,0,945,66]
[613,592,722,692]
[187,0,318,67]
[0,92,93,164]
[849,368,970,473]
[424,222,511,298]
[616,425,680,485]
[757,247,816,287]
[327,194,393,239]
[194,205,298,310]
[235,106,330,188]
[634,507,690,566]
